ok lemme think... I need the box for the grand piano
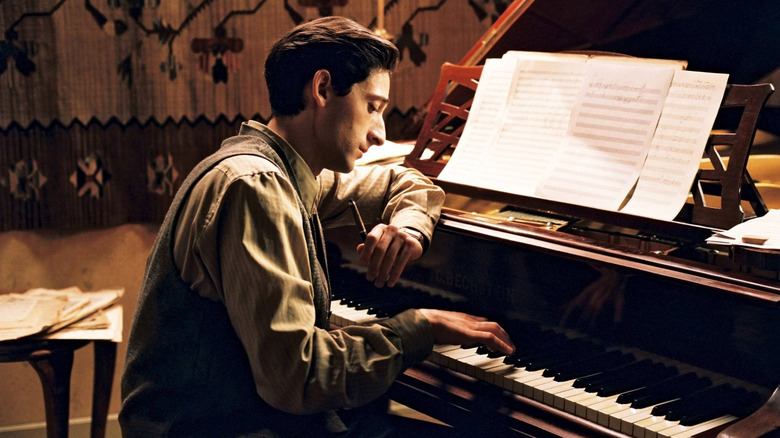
[327,2,780,437]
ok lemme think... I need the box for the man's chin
[331,161,356,174]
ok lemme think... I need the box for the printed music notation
[437,51,728,220]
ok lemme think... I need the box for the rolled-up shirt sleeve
[316,164,445,243]
[175,160,435,415]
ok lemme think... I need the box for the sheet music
[621,70,729,218]
[535,63,675,210]
[480,55,588,195]
[438,58,516,185]
[439,55,588,194]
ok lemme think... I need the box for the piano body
[327,2,780,437]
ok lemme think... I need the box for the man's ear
[310,69,332,108]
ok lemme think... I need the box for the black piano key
[548,349,633,381]
[575,358,652,390]
[524,339,602,371]
[678,387,762,426]
[594,362,677,397]
[658,384,733,420]
[650,397,684,418]
[616,372,696,404]
[626,373,712,409]
[474,344,509,359]
[503,338,572,367]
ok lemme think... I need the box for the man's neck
[267,116,321,176]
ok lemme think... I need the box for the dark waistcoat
[119,130,331,437]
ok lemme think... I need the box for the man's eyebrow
[368,94,389,104]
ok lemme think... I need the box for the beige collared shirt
[173,121,444,415]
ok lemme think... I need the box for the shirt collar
[239,120,318,213]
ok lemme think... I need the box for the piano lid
[460,0,780,134]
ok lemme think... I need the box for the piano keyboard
[330,287,762,438]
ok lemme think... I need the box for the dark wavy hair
[265,16,400,116]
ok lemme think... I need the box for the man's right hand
[418,309,515,355]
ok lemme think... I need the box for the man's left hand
[357,224,423,288]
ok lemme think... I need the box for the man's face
[317,70,390,173]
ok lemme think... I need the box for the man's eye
[368,104,378,113]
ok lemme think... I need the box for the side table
[0,339,117,438]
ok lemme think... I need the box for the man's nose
[368,119,386,146]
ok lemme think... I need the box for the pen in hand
[348,199,367,242]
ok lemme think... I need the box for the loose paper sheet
[535,63,675,210]
[621,70,729,218]
[439,55,589,194]
[438,58,517,185]
[707,209,780,249]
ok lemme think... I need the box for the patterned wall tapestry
[0,0,510,230]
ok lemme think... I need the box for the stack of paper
[0,287,123,341]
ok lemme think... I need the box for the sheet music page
[535,63,675,210]
[438,54,588,195]
[476,54,588,195]
[621,70,728,219]
[437,58,516,185]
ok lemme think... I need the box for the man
[120,16,514,437]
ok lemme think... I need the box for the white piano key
[482,362,515,386]
[548,384,580,410]
[586,394,620,424]
[499,367,532,391]
[640,415,680,438]
[330,302,378,325]
[596,399,631,428]
[536,378,577,406]
[574,392,609,418]
[511,369,547,398]
[615,404,659,435]
[664,415,737,438]
[559,387,591,413]
[459,352,507,378]
[439,346,479,371]
[429,344,461,365]
[334,300,754,438]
